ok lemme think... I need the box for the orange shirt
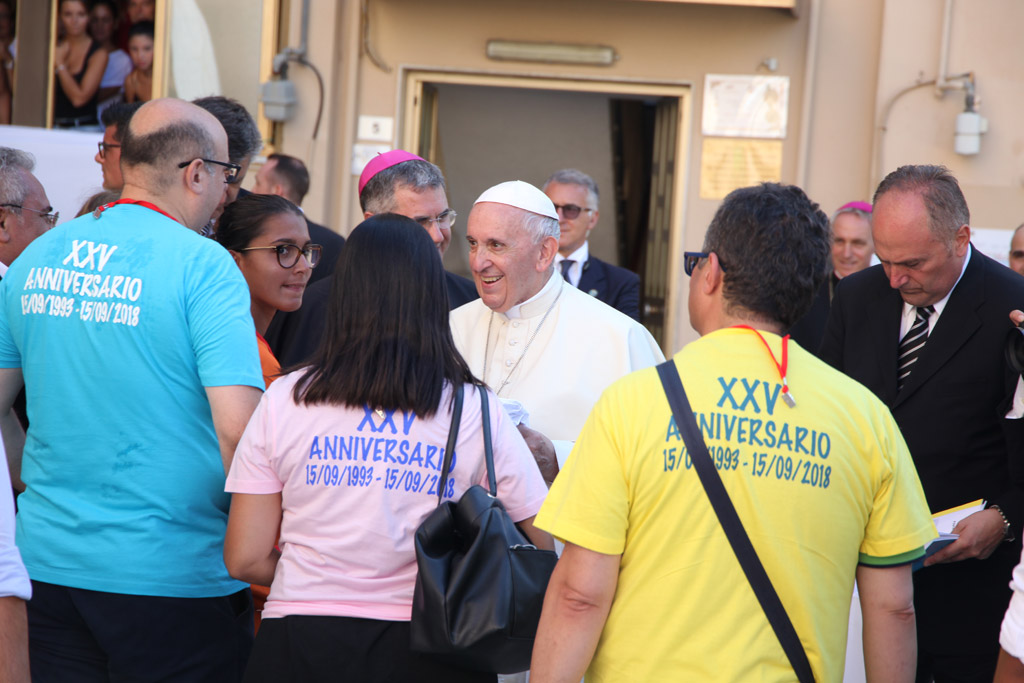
[256,332,281,388]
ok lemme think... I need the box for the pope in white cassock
[451,180,664,482]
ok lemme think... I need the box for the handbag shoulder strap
[435,383,464,505]
[479,386,497,496]
[655,360,815,683]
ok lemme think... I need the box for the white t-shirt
[226,374,548,621]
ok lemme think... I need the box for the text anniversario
[305,406,456,498]
[20,240,142,327]
[662,376,833,490]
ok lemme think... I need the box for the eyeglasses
[415,209,457,232]
[0,203,59,229]
[683,251,728,277]
[97,142,120,157]
[239,243,322,269]
[552,203,594,220]
[177,158,243,184]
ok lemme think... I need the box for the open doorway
[403,72,690,348]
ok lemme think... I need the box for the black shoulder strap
[656,360,814,683]
[436,383,464,504]
[479,387,497,495]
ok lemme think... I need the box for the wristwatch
[989,504,1015,543]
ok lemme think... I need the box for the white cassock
[451,272,665,465]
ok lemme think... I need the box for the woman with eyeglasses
[53,0,108,129]
[215,193,319,387]
[223,214,551,682]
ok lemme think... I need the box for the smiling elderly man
[450,180,663,484]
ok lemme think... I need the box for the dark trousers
[28,580,254,682]
[245,615,496,683]
[913,548,1017,683]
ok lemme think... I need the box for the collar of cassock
[500,270,561,320]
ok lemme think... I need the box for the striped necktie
[897,305,934,391]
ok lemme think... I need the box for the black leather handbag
[410,384,558,674]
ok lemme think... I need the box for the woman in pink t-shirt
[224,214,552,682]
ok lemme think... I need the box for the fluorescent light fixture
[486,40,618,66]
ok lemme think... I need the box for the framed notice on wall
[702,74,789,139]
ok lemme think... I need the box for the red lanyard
[93,198,181,224]
[733,325,796,407]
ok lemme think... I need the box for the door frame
[400,68,692,353]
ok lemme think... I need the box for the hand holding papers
[917,499,1008,569]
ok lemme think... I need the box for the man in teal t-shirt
[0,99,264,681]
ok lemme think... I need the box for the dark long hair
[215,193,303,251]
[294,213,479,417]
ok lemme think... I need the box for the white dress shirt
[553,242,588,289]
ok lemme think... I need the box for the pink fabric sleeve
[479,386,549,522]
[226,391,284,495]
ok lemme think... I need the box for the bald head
[121,99,228,189]
[118,98,230,230]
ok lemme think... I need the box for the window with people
[51,0,155,130]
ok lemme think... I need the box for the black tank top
[53,39,102,124]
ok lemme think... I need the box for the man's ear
[184,159,207,193]
[953,224,971,257]
[228,249,243,267]
[0,210,13,245]
[537,235,559,271]
[363,210,374,220]
[701,251,725,295]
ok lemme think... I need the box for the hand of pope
[1010,310,1024,326]
[925,509,1006,566]
[516,423,559,486]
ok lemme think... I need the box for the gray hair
[873,165,968,245]
[360,159,446,214]
[520,210,560,243]
[831,206,872,226]
[542,168,599,207]
[0,147,36,206]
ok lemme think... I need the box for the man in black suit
[266,150,477,367]
[820,164,1024,682]
[251,153,345,283]
[789,200,874,354]
[542,169,641,321]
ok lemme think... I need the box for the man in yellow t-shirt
[530,183,937,683]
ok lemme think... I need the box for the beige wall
[433,83,618,277]
[875,0,1024,232]
[281,0,817,351]
[276,0,1024,351]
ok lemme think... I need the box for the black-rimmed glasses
[239,244,322,269]
[552,203,594,220]
[415,209,457,232]
[177,158,243,184]
[97,142,120,157]
[683,251,728,277]
[0,203,59,228]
